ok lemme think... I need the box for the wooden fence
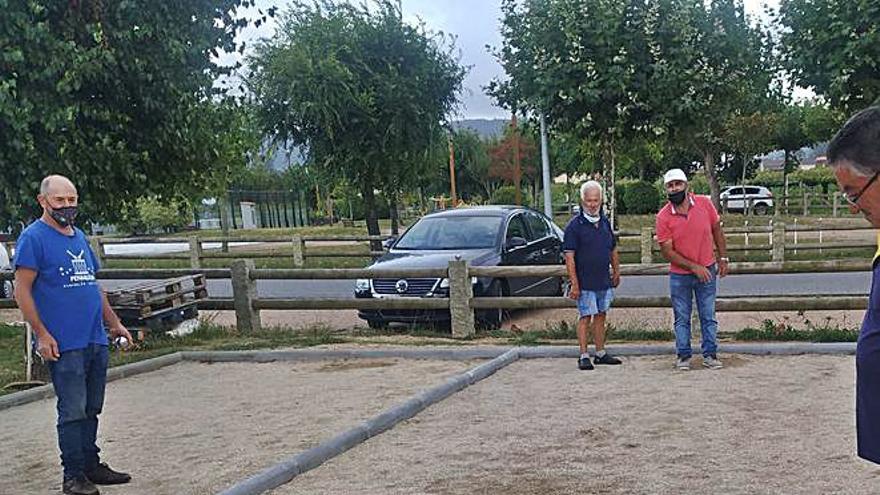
[0,259,870,338]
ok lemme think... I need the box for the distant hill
[452,118,508,140]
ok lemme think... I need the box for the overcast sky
[230,0,780,120]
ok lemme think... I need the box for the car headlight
[355,279,371,292]
[438,277,477,288]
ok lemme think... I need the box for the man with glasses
[827,106,880,466]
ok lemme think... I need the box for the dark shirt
[857,258,880,464]
[562,214,616,291]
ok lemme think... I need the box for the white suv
[0,243,12,299]
[719,186,774,215]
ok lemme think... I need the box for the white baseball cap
[663,168,688,184]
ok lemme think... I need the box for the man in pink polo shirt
[655,169,729,371]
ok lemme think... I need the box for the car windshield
[394,215,503,250]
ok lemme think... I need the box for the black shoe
[63,477,99,495]
[85,462,131,485]
[578,356,594,370]
[594,353,622,365]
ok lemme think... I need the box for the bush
[751,170,784,187]
[490,185,532,206]
[622,180,661,214]
[791,167,836,188]
[119,196,191,235]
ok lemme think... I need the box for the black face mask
[49,206,78,227]
[668,189,687,206]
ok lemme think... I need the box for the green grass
[735,319,859,342]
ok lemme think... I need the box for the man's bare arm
[14,267,60,360]
[659,241,711,282]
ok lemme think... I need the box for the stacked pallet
[107,274,207,334]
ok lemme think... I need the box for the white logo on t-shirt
[60,249,95,286]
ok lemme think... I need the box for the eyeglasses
[843,171,880,207]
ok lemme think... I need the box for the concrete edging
[0,351,184,412]
[0,343,857,412]
[216,348,522,495]
[517,342,857,359]
[180,347,513,363]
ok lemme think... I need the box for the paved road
[99,271,871,300]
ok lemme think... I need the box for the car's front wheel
[753,203,769,215]
[476,280,505,330]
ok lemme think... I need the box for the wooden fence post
[292,235,305,268]
[803,191,809,216]
[832,193,839,217]
[188,236,202,269]
[772,223,785,262]
[640,227,653,264]
[231,259,261,333]
[90,237,106,267]
[448,258,475,338]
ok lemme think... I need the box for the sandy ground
[276,355,880,495]
[0,358,475,495]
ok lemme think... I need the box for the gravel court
[275,355,880,495]
[0,358,477,495]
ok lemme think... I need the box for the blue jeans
[48,344,109,480]
[670,265,718,359]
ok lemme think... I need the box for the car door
[523,211,559,295]
[726,187,744,210]
[500,213,534,295]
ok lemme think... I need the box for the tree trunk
[703,149,721,210]
[389,191,399,236]
[362,183,382,252]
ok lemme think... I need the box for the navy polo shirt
[857,257,880,464]
[562,214,617,291]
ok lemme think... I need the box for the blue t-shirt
[13,221,106,353]
[562,214,617,291]
[857,259,880,464]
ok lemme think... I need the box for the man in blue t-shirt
[14,175,134,495]
[563,181,622,370]
[827,106,880,466]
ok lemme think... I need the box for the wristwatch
[719,257,730,262]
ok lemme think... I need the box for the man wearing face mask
[14,175,133,495]
[655,169,729,371]
[563,180,622,370]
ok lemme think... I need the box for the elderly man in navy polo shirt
[563,181,622,370]
[827,106,880,466]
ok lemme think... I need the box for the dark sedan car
[355,206,565,329]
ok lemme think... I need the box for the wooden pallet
[108,275,207,320]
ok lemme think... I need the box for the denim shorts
[577,288,613,317]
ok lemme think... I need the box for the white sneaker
[702,355,723,370]
[676,356,691,371]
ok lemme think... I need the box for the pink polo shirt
[655,193,720,275]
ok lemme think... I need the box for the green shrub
[622,180,661,214]
[490,185,532,206]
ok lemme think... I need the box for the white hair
[579,180,603,200]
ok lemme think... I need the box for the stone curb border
[0,343,855,412]
[0,352,184,412]
[216,348,521,495]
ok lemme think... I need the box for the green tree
[247,0,465,245]
[656,0,776,208]
[0,0,259,231]
[779,0,880,112]
[723,111,778,187]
